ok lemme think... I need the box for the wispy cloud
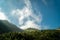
[12,0,42,30]
[42,0,47,5]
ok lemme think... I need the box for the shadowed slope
[0,20,22,34]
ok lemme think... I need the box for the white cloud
[0,11,7,20]
[11,0,42,30]
[20,20,41,30]
[12,7,32,25]
[0,8,11,23]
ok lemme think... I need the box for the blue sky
[0,0,60,30]
[30,0,60,29]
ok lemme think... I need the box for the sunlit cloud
[20,20,41,30]
[0,8,7,20]
[12,0,42,30]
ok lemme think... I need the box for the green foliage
[0,30,60,40]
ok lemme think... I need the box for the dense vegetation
[0,30,60,40]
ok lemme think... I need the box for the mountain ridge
[0,20,22,34]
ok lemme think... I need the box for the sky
[0,0,60,30]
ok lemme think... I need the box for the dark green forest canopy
[0,30,60,40]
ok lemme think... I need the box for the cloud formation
[20,20,41,30]
[12,0,42,30]
[0,8,7,20]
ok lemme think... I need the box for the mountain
[24,28,40,32]
[0,20,22,34]
[25,28,39,30]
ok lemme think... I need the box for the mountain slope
[0,20,22,34]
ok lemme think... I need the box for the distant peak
[25,28,39,30]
